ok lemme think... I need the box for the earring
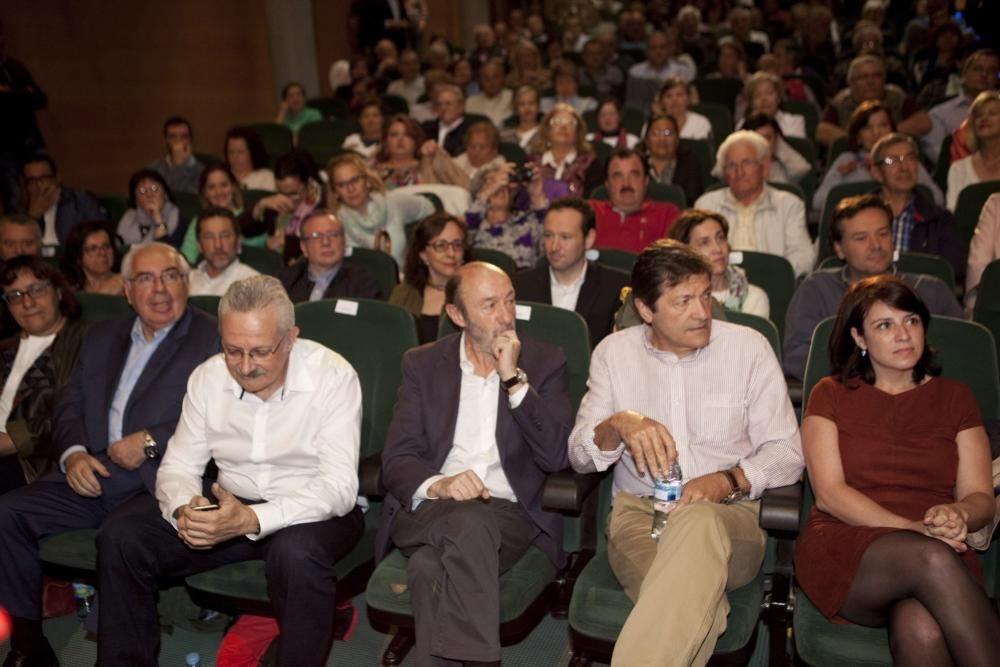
[860,348,867,357]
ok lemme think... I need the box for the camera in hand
[509,165,534,183]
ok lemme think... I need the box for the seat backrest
[734,250,796,343]
[295,299,419,458]
[768,180,806,203]
[589,182,687,209]
[933,134,953,193]
[679,138,714,186]
[955,180,1000,250]
[96,194,128,225]
[499,141,527,166]
[306,96,348,119]
[470,247,517,278]
[343,246,399,299]
[174,191,202,221]
[381,94,409,116]
[897,251,956,291]
[77,293,132,322]
[621,107,647,136]
[246,123,293,168]
[298,120,352,169]
[692,76,744,113]
[724,310,782,362]
[188,295,221,317]
[593,248,637,274]
[818,180,879,262]
[239,246,283,277]
[241,189,274,214]
[973,259,1000,371]
[827,135,850,165]
[689,102,733,145]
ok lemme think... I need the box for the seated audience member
[783,195,962,380]
[59,220,124,295]
[568,239,803,666]
[224,126,276,192]
[465,60,513,128]
[736,72,807,139]
[694,131,814,277]
[376,261,571,667]
[188,207,260,296]
[655,77,713,144]
[341,98,385,160]
[0,214,41,261]
[586,98,640,150]
[541,61,598,116]
[371,114,468,190]
[795,275,1000,666]
[117,169,189,248]
[179,164,245,265]
[386,48,426,108]
[0,242,219,666]
[947,91,1000,211]
[912,19,963,93]
[466,163,547,269]
[276,82,323,136]
[625,30,698,113]
[616,7,647,51]
[642,114,707,206]
[579,38,624,101]
[421,84,474,157]
[726,4,769,67]
[589,148,681,253]
[743,114,811,186]
[560,15,587,53]
[102,275,365,667]
[817,55,930,147]
[712,38,748,82]
[450,57,478,98]
[0,257,85,495]
[279,209,381,303]
[513,198,629,348]
[500,85,542,150]
[390,213,470,343]
[147,116,203,195]
[667,208,770,318]
[965,193,1000,312]
[245,151,323,258]
[506,39,551,91]
[675,4,715,68]
[328,153,434,268]
[454,121,505,184]
[19,154,104,248]
[871,133,962,276]
[528,103,603,199]
[922,49,1000,164]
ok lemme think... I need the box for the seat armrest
[759,481,802,534]
[541,469,602,513]
[359,452,384,498]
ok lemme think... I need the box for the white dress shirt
[156,338,362,539]
[437,116,464,147]
[188,258,260,297]
[549,262,587,311]
[42,192,60,247]
[0,333,56,430]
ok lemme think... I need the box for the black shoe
[1,640,59,667]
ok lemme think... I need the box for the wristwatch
[719,468,745,504]
[143,430,159,460]
[502,368,528,393]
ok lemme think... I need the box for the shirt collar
[308,265,340,285]
[541,149,577,167]
[130,316,175,345]
[549,261,587,288]
[638,320,712,364]
[441,116,463,133]
[221,339,315,401]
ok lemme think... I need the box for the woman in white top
[947,91,1000,211]
[736,71,807,139]
[341,99,384,160]
[499,85,542,150]
[743,114,811,185]
[654,77,713,144]
[224,127,276,192]
[667,208,769,318]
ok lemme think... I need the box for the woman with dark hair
[59,220,124,295]
[245,150,323,260]
[178,164,245,265]
[341,98,385,160]
[586,98,640,150]
[370,114,467,189]
[116,169,188,248]
[742,113,811,185]
[0,256,86,494]
[500,85,542,150]
[641,113,706,205]
[224,126,275,191]
[795,274,1000,665]
[389,212,470,343]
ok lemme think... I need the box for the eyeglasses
[302,230,343,243]
[82,242,113,256]
[648,129,674,137]
[129,269,184,287]
[427,239,464,253]
[334,175,364,189]
[3,281,53,305]
[137,184,161,196]
[549,116,578,128]
[723,159,760,173]
[222,333,287,363]
[877,152,918,168]
[24,174,54,186]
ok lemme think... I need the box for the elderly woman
[655,77,713,143]
[796,275,1000,665]
[59,220,124,295]
[506,39,551,90]
[179,164,244,265]
[117,169,188,248]
[587,98,640,150]
[736,71,807,138]
[224,126,275,191]
[389,212,470,344]
[0,256,85,494]
[500,85,542,150]
[370,114,468,190]
[454,121,505,185]
[540,61,598,115]
[528,103,603,199]
[743,114,811,185]
[667,209,769,318]
[328,153,435,268]
[947,91,1000,211]
[341,98,385,160]
[641,113,706,205]
[465,162,547,269]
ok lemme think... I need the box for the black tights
[838,531,1000,667]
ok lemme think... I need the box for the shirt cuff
[59,445,88,472]
[583,437,625,472]
[412,474,446,510]
[508,383,529,408]
[248,502,281,540]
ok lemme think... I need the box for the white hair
[120,242,190,281]
[714,130,770,175]
[218,275,295,336]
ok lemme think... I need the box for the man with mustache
[783,194,963,381]
[188,207,259,296]
[376,262,571,666]
[587,148,680,253]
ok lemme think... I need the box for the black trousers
[389,498,539,667]
[95,493,364,667]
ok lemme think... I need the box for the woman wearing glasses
[527,103,603,199]
[0,256,85,495]
[465,162,546,269]
[116,169,189,248]
[59,220,124,295]
[390,212,470,344]
[641,113,706,205]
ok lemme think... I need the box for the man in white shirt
[421,84,474,157]
[465,60,513,128]
[96,275,365,667]
[386,49,426,108]
[375,262,572,666]
[187,207,259,296]
[569,239,803,666]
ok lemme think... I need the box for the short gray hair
[847,54,884,82]
[218,275,295,335]
[0,214,42,241]
[871,131,918,165]
[121,242,190,281]
[714,130,770,176]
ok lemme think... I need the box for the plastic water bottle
[184,652,201,667]
[650,461,683,541]
[71,583,95,619]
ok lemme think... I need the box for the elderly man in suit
[0,242,219,667]
[420,84,474,157]
[514,197,630,348]
[375,261,572,666]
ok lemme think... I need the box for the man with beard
[375,262,572,666]
[187,207,259,296]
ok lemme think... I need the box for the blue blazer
[52,306,220,495]
[53,188,107,243]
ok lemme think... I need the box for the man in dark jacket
[20,154,106,247]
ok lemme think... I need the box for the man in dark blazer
[0,242,219,666]
[514,198,630,348]
[375,262,571,666]
[279,210,382,302]
[419,84,474,157]
[21,154,106,246]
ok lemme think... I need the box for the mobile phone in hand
[194,503,220,511]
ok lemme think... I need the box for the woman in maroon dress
[796,273,1000,665]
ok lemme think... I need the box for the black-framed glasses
[82,242,113,256]
[222,332,287,363]
[3,281,53,305]
[427,239,464,253]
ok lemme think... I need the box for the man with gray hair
[694,130,814,277]
[421,84,473,157]
[96,275,365,666]
[0,213,42,260]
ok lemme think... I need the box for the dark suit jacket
[375,334,572,566]
[51,306,220,495]
[513,261,630,348]
[279,260,383,303]
[420,117,474,157]
[54,188,106,243]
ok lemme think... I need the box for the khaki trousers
[607,492,766,667]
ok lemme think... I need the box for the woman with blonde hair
[527,103,603,198]
[736,71,807,138]
[500,85,542,149]
[947,91,1000,211]
[506,39,551,90]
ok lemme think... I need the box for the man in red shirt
[588,148,680,253]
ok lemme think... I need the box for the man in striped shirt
[569,239,804,667]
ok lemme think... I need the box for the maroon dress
[794,376,983,620]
